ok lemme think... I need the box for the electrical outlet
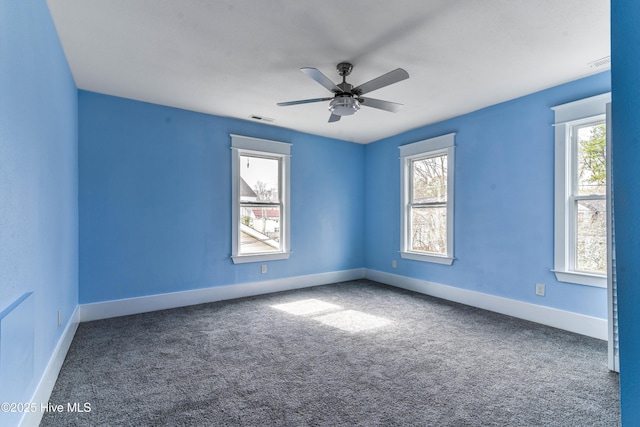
[392,260,397,269]
[261,264,267,274]
[57,310,62,328]
[535,283,546,297]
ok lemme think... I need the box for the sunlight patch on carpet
[270,299,342,316]
[312,309,392,332]
[271,299,392,333]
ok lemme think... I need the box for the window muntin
[399,133,455,265]
[230,135,290,264]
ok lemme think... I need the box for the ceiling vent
[249,115,275,123]
[587,56,611,69]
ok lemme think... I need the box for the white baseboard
[80,268,365,322]
[15,267,606,427]
[365,269,607,340]
[20,306,80,427]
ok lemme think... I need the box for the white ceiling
[45,0,610,144]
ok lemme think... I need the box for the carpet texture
[41,280,620,426]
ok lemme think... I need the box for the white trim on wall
[551,93,611,288]
[75,266,606,339]
[399,133,456,265]
[80,269,365,322]
[230,134,291,264]
[365,269,607,340]
[20,306,80,427]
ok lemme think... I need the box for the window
[552,93,610,287]
[231,135,290,264]
[399,133,455,265]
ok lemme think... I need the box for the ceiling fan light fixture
[329,96,360,116]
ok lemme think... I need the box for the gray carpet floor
[41,280,620,426]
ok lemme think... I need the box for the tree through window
[552,92,610,287]
[239,155,282,254]
[230,135,291,264]
[410,154,448,254]
[400,133,455,265]
[574,122,607,273]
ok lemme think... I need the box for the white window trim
[399,133,455,265]
[230,134,291,264]
[551,93,610,288]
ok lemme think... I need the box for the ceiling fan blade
[301,67,341,93]
[358,97,403,113]
[353,68,409,95]
[328,113,341,123]
[277,97,333,107]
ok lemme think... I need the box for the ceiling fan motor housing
[330,63,360,116]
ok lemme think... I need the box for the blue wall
[78,91,364,303]
[365,71,611,319]
[612,1,640,424]
[4,0,637,423]
[0,0,78,424]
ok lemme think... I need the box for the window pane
[410,206,447,255]
[575,199,606,273]
[412,155,447,203]
[240,205,281,254]
[240,155,280,203]
[576,123,606,196]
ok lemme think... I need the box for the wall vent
[587,56,611,69]
[249,115,275,123]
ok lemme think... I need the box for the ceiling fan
[277,62,409,123]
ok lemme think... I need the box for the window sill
[400,251,454,265]
[552,269,606,288]
[231,252,290,264]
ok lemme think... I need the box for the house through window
[231,135,290,264]
[239,155,282,254]
[552,93,610,287]
[573,121,607,273]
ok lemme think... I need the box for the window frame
[552,93,610,287]
[230,134,291,264]
[399,133,456,265]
